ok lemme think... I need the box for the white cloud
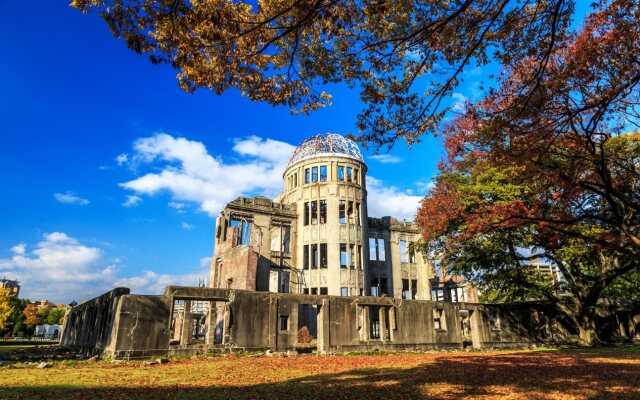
[414,179,436,195]
[451,92,469,113]
[463,66,483,76]
[115,153,129,165]
[119,133,427,221]
[119,133,295,215]
[0,232,209,303]
[367,176,423,221]
[11,243,26,255]
[181,222,194,230]
[168,201,186,210]
[369,154,403,164]
[122,195,142,208]
[200,257,212,269]
[113,269,207,296]
[54,192,90,206]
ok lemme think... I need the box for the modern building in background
[211,133,471,301]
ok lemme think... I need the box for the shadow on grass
[2,350,640,400]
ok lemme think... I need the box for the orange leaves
[23,303,39,327]
[2,349,640,399]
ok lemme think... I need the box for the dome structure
[286,133,364,168]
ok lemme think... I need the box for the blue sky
[0,2,589,303]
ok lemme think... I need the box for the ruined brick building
[211,133,475,302]
[60,134,638,359]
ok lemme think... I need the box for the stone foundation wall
[62,286,640,359]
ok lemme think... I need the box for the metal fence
[0,336,59,342]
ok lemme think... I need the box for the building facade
[211,133,434,300]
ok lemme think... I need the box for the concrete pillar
[388,307,396,342]
[180,300,192,346]
[379,307,388,342]
[317,299,330,352]
[206,301,216,345]
[222,303,232,345]
[470,309,482,349]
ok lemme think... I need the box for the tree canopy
[417,0,640,344]
[71,0,583,148]
[0,288,14,331]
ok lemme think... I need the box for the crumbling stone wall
[62,286,640,359]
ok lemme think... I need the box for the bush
[297,326,312,344]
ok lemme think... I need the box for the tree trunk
[553,295,599,346]
[577,319,596,345]
[576,308,598,346]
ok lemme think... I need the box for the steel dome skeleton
[286,133,364,169]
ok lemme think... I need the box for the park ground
[1,345,639,399]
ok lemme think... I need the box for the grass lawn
[1,346,639,399]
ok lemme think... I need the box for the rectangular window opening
[280,315,289,331]
[370,306,380,339]
[377,238,386,261]
[320,165,327,182]
[340,244,347,268]
[431,287,444,302]
[320,243,328,268]
[369,238,377,261]
[409,241,416,263]
[402,279,411,300]
[337,166,345,181]
[339,201,346,224]
[311,244,318,269]
[319,200,327,224]
[311,200,318,225]
[400,240,408,263]
[311,166,318,182]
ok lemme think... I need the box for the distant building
[528,258,563,282]
[0,277,20,297]
[34,324,62,340]
[430,261,478,303]
[33,300,56,309]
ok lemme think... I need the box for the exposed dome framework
[286,133,364,168]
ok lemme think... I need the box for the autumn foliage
[417,0,640,344]
[0,288,13,330]
[71,0,580,147]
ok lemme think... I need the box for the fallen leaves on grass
[0,348,639,399]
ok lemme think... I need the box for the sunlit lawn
[1,346,639,399]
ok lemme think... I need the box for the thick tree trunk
[553,295,599,346]
[577,316,597,346]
